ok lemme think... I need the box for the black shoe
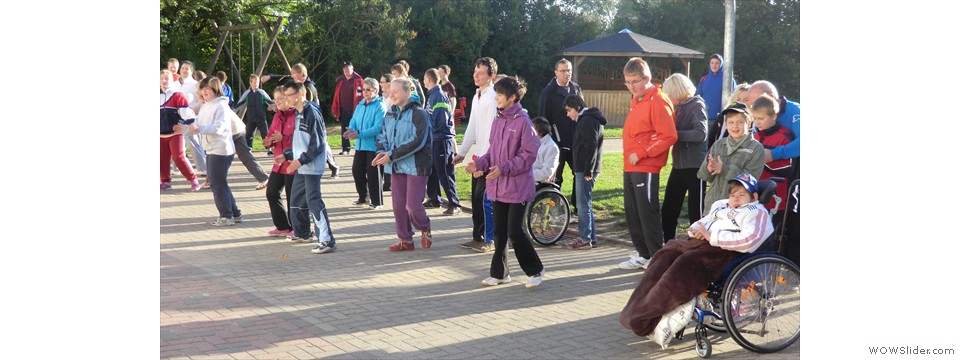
[422,200,442,209]
[267,149,274,156]
[442,206,462,216]
[330,167,340,178]
[339,150,350,155]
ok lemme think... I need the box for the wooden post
[684,59,690,78]
[261,16,291,74]
[254,17,283,76]
[572,56,586,83]
[206,23,229,76]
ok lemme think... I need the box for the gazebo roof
[558,29,704,59]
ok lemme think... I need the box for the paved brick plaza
[160,152,799,359]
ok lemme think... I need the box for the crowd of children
[160,55,799,295]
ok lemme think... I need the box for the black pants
[623,172,663,259]
[266,171,295,231]
[244,117,269,154]
[426,139,460,207]
[490,201,543,279]
[351,150,383,206]
[339,109,353,152]
[660,168,705,241]
[471,176,487,241]
[554,147,577,212]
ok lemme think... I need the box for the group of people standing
[161,52,799,291]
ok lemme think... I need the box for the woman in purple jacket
[466,76,545,289]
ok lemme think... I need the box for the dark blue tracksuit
[424,86,460,208]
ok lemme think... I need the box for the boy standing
[423,68,461,215]
[234,74,275,151]
[618,57,678,270]
[751,93,796,220]
[282,80,337,254]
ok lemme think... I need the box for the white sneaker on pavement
[618,251,650,270]
[481,275,512,286]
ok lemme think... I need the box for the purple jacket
[474,102,540,204]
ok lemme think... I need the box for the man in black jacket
[538,58,583,216]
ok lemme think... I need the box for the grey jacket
[671,96,708,169]
[697,135,765,214]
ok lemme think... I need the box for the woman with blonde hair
[660,73,708,242]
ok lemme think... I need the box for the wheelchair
[684,178,801,358]
[524,181,571,246]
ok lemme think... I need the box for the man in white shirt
[452,57,499,253]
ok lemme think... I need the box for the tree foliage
[160,0,800,119]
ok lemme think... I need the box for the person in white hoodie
[177,77,241,226]
[530,116,559,183]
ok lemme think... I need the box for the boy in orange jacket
[617,57,678,270]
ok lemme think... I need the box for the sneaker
[267,149,274,156]
[442,206,462,216]
[421,229,433,249]
[569,214,579,224]
[352,200,369,206]
[233,215,244,223]
[526,272,544,288]
[339,150,349,156]
[460,240,481,249]
[388,241,415,252]
[311,242,336,254]
[330,167,340,179]
[422,200,442,209]
[286,230,298,240]
[368,204,383,210]
[568,239,593,250]
[481,276,512,286]
[268,228,292,237]
[189,179,203,191]
[160,182,173,190]
[473,242,495,253]
[618,251,650,270]
[201,180,211,189]
[255,180,269,190]
[210,217,236,226]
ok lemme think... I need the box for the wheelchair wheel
[524,188,570,246]
[721,255,800,353]
[695,324,712,358]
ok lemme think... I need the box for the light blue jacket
[376,100,433,176]
[348,97,385,152]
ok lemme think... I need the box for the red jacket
[264,108,298,175]
[622,86,677,173]
[332,72,363,121]
[753,124,796,210]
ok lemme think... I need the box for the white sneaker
[526,272,544,288]
[210,217,236,227]
[618,251,650,270]
[481,275,512,286]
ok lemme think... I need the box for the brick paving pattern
[160,152,799,359]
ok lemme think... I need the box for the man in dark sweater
[538,58,583,216]
[333,61,363,155]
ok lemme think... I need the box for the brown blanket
[619,238,738,336]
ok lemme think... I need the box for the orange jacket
[622,86,678,173]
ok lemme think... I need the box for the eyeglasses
[362,88,376,93]
[624,79,646,87]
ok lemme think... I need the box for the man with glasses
[537,59,583,221]
[616,57,677,271]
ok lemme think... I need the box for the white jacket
[457,85,498,158]
[532,135,559,183]
[694,199,774,253]
[192,97,236,156]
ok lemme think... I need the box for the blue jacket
[377,100,433,176]
[696,58,736,121]
[772,96,800,160]
[348,97,385,152]
[426,86,455,140]
[284,102,328,175]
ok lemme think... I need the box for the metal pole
[722,0,736,104]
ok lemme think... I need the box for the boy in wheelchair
[620,173,774,342]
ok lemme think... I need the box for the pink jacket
[473,102,540,203]
[264,108,297,174]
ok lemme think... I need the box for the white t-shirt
[457,85,497,158]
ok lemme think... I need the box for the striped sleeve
[710,206,774,253]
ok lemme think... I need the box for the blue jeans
[290,173,335,245]
[207,154,240,218]
[575,172,598,244]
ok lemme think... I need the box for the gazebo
[557,29,704,126]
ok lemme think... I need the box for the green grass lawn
[453,151,694,235]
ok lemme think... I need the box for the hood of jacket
[581,107,607,125]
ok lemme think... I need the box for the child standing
[530,117,559,183]
[563,95,607,250]
[422,68,462,215]
[234,74,275,150]
[261,87,301,237]
[160,70,202,191]
[697,103,765,214]
[751,93,796,220]
[466,76,545,288]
